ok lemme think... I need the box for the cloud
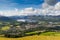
[0,0,60,16]
[40,2,60,16]
[0,10,17,16]
[0,2,60,16]
[0,7,38,16]
[44,0,58,5]
[42,3,50,8]
[55,2,60,10]
[19,7,35,15]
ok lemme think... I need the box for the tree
[3,26,25,38]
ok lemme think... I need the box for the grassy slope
[0,35,60,40]
[0,32,60,40]
[41,32,60,36]
[26,31,60,36]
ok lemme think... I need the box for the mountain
[0,16,15,22]
[9,15,60,22]
[9,16,31,20]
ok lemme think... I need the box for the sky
[0,0,60,16]
[0,0,44,10]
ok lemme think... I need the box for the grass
[0,32,60,40]
[0,35,60,40]
[26,31,60,36]
[1,26,10,30]
[26,31,41,35]
[41,32,60,36]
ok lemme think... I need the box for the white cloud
[19,7,38,16]
[0,7,39,16]
[0,2,60,16]
[55,2,60,10]
[42,3,50,9]
[39,2,60,16]
[0,9,19,16]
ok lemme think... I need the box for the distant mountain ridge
[9,15,60,19]
[8,15,60,22]
[0,15,60,22]
[0,16,15,22]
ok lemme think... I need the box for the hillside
[9,15,60,22]
[0,35,60,40]
[0,16,16,22]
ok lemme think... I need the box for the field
[0,32,60,40]
[0,35,60,40]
